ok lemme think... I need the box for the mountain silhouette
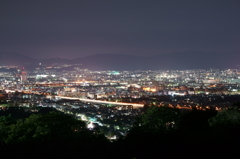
[0,51,239,70]
[0,52,37,66]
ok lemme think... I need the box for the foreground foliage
[0,111,109,158]
[0,106,240,158]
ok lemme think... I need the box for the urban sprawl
[1,65,240,139]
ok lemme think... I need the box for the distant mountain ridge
[0,51,239,70]
[0,52,37,66]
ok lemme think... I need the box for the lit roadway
[55,96,144,107]
[4,90,192,110]
[55,96,193,110]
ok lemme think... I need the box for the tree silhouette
[131,106,181,134]
[0,111,110,158]
[209,106,240,128]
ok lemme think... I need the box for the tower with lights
[20,67,27,84]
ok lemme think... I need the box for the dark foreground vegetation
[0,104,240,159]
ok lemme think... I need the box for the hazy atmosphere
[1,1,240,158]
[1,0,239,59]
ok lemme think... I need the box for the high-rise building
[20,68,27,84]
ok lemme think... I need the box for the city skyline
[1,1,240,156]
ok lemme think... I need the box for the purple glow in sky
[0,0,239,59]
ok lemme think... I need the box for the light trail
[55,96,194,110]
[55,96,144,107]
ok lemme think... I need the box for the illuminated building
[20,68,27,84]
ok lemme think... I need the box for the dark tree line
[114,104,240,159]
[1,105,240,158]
[0,109,110,158]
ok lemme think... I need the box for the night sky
[0,0,239,59]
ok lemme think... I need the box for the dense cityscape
[1,0,240,158]
[1,65,240,158]
[1,66,240,140]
